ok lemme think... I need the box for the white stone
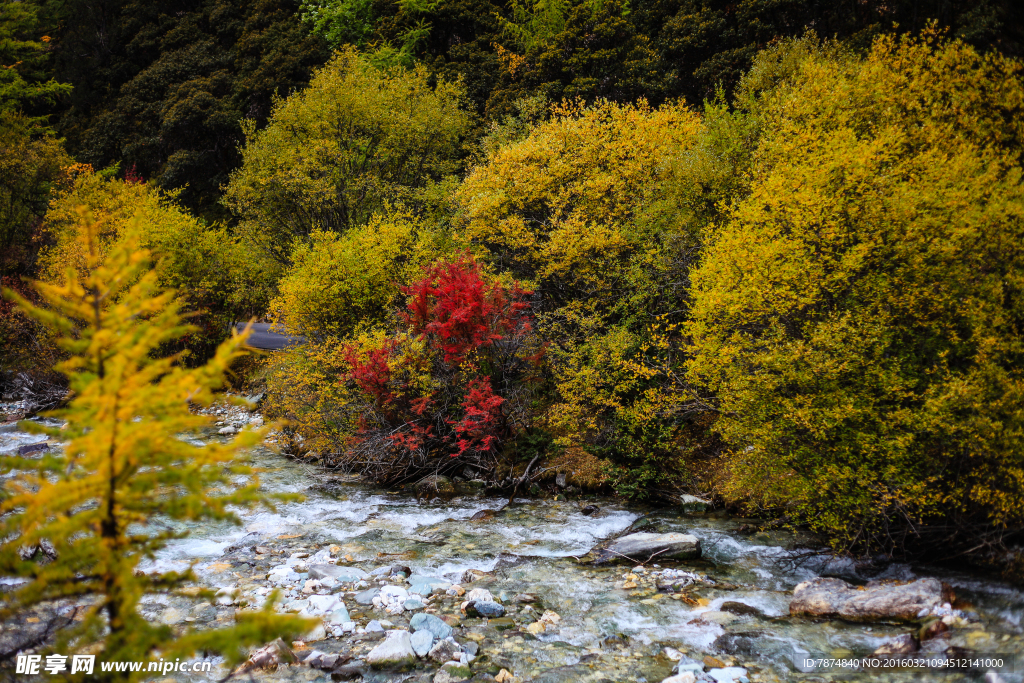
[366,630,416,669]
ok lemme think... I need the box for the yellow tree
[0,210,309,677]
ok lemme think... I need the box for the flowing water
[3,416,1024,683]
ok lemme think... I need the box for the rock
[515,593,538,604]
[720,601,763,617]
[434,662,472,683]
[462,641,479,656]
[191,602,218,622]
[408,575,452,596]
[789,577,953,622]
[308,564,368,582]
[366,629,417,669]
[355,587,379,605]
[319,654,339,670]
[247,638,296,669]
[215,586,238,605]
[918,616,949,641]
[306,594,343,615]
[489,617,516,630]
[411,612,454,640]
[416,475,456,500]
[327,605,351,624]
[662,674,696,683]
[707,668,748,683]
[703,656,726,669]
[679,494,710,513]
[404,597,426,610]
[466,601,506,618]
[555,473,567,488]
[332,662,367,680]
[428,637,462,663]
[700,611,737,625]
[581,505,599,516]
[218,426,237,435]
[411,628,435,657]
[371,566,391,577]
[466,588,496,602]
[366,620,385,633]
[303,650,325,667]
[471,510,497,521]
[304,622,328,642]
[599,532,701,562]
[268,564,302,585]
[160,607,185,625]
[872,634,919,655]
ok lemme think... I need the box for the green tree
[686,33,1024,557]
[50,0,329,218]
[1,211,309,675]
[224,47,472,265]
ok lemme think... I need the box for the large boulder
[366,630,417,669]
[593,532,701,563]
[789,577,954,622]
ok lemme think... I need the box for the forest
[2,0,1024,583]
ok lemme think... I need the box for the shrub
[269,210,446,338]
[331,255,541,483]
[686,33,1024,557]
[223,47,473,265]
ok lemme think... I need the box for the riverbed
[2,413,1023,683]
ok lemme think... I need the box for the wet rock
[466,601,505,618]
[366,629,416,669]
[434,662,472,683]
[218,426,237,435]
[404,597,427,610]
[489,617,516,630]
[515,593,538,604]
[720,602,763,617]
[789,577,953,621]
[466,588,496,602]
[701,611,737,625]
[462,641,479,657]
[597,532,702,563]
[581,505,599,516]
[471,509,498,521]
[411,629,435,657]
[873,634,919,655]
[308,564,368,582]
[319,654,340,670]
[332,662,367,680]
[428,637,462,663]
[356,588,379,605]
[416,475,455,500]
[703,656,726,669]
[679,494,710,513]
[411,612,454,640]
[918,616,949,641]
[366,620,385,633]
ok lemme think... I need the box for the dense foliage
[687,34,1024,558]
[3,0,1024,573]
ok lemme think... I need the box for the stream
[3,409,1024,683]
